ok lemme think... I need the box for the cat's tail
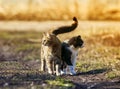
[52,17,78,36]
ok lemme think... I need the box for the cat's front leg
[46,60,53,75]
[40,58,46,72]
[55,64,61,76]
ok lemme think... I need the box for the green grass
[0,31,42,61]
[76,43,120,78]
[0,31,42,40]
[46,77,75,88]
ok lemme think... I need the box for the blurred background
[0,0,120,21]
[0,0,120,89]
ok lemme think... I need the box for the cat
[61,35,84,75]
[40,17,78,76]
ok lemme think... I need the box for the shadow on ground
[76,68,107,76]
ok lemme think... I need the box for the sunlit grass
[76,28,120,78]
[0,21,120,79]
[76,44,120,78]
[56,22,120,78]
[46,77,75,89]
[0,0,120,20]
[0,31,42,61]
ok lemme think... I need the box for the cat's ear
[43,32,46,36]
[46,32,50,37]
[78,35,81,38]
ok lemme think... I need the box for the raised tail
[52,17,78,36]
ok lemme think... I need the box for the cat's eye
[43,40,46,43]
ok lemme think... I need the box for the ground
[0,21,120,89]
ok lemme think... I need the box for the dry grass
[0,0,120,20]
[0,0,81,20]
[57,21,120,78]
[88,0,120,20]
[0,21,120,79]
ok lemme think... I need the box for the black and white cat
[61,35,84,75]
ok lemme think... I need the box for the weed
[46,77,75,88]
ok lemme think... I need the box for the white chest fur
[68,46,79,69]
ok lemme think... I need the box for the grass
[0,29,120,79]
[76,45,120,78]
[0,21,120,86]
[77,29,120,78]
[0,31,42,61]
[0,0,120,20]
[46,77,75,89]
[57,22,120,79]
